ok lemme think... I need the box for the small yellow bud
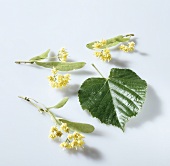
[58,47,68,62]
[67,134,73,140]
[50,126,58,132]
[70,140,78,148]
[56,130,63,137]
[60,142,71,149]
[77,139,85,147]
[60,123,70,133]
[119,41,135,52]
[92,42,102,49]
[48,76,55,82]
[100,39,107,45]
[51,67,58,75]
[49,133,56,139]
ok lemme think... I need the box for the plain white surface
[0,0,170,166]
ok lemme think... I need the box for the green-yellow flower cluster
[92,39,107,49]
[92,39,112,62]
[48,67,70,89]
[94,48,111,62]
[58,47,68,62]
[49,123,85,149]
[60,131,85,149]
[49,126,63,139]
[119,41,135,52]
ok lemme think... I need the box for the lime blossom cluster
[92,39,112,62]
[91,37,135,62]
[49,123,85,149]
[119,41,135,52]
[48,67,70,89]
[94,48,111,62]
[58,47,68,62]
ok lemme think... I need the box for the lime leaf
[29,49,50,62]
[86,35,130,50]
[48,97,69,109]
[59,119,95,133]
[35,61,86,71]
[78,68,147,131]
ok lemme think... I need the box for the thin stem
[15,61,34,64]
[19,96,61,126]
[48,111,61,125]
[91,64,104,78]
[18,96,44,112]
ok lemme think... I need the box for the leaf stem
[91,64,104,78]
[125,34,134,37]
[15,61,34,64]
[48,111,61,125]
[18,96,61,126]
[18,96,43,111]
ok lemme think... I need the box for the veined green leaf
[48,97,69,109]
[78,68,147,131]
[59,119,95,133]
[35,61,86,71]
[86,35,130,50]
[29,49,50,62]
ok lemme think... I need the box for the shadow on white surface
[126,85,162,128]
[60,84,80,97]
[90,129,105,136]
[48,51,58,61]
[71,70,96,76]
[66,145,103,160]
[109,58,130,67]
[129,38,148,56]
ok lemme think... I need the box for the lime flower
[50,126,58,132]
[94,48,112,62]
[60,142,72,149]
[70,140,78,148]
[48,75,55,82]
[100,39,107,45]
[48,67,70,89]
[58,47,68,62]
[94,51,102,57]
[119,41,135,52]
[92,39,107,49]
[72,132,85,139]
[49,133,57,139]
[59,130,85,149]
[49,126,63,139]
[51,67,58,75]
[67,134,73,140]
[92,42,102,49]
[60,123,69,133]
[128,41,135,47]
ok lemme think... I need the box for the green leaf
[59,119,95,133]
[86,35,130,50]
[78,68,147,131]
[48,97,69,109]
[35,61,86,71]
[29,49,50,62]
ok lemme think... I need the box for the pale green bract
[59,119,95,133]
[35,61,86,71]
[86,35,131,50]
[78,68,147,131]
[47,97,69,109]
[29,49,50,62]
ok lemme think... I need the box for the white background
[0,0,170,166]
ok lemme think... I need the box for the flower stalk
[92,64,104,78]
[18,96,88,149]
